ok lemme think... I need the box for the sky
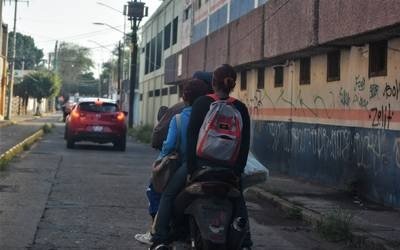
[2,0,162,76]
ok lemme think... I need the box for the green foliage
[286,206,303,220]
[23,143,31,151]
[19,70,61,100]
[8,32,44,70]
[317,209,354,242]
[42,123,52,134]
[16,70,61,115]
[57,42,94,96]
[128,125,153,144]
[0,158,9,171]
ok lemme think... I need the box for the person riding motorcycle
[150,79,209,250]
[151,64,253,250]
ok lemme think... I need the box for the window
[257,68,265,89]
[154,89,160,97]
[327,51,341,82]
[79,102,117,113]
[369,40,387,77]
[156,32,162,69]
[148,90,153,97]
[179,84,183,97]
[300,57,311,85]
[240,71,247,90]
[161,87,168,96]
[184,6,191,21]
[150,37,156,72]
[197,0,202,9]
[164,23,171,50]
[145,42,150,74]
[172,17,178,45]
[140,94,143,101]
[169,85,178,94]
[209,4,228,33]
[274,66,284,87]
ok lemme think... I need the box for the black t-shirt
[187,95,250,175]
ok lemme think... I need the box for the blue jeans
[152,164,188,242]
[146,182,161,218]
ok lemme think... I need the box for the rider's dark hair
[212,64,237,94]
[182,79,209,105]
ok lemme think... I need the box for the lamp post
[125,0,147,128]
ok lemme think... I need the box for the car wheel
[114,136,126,151]
[66,136,75,149]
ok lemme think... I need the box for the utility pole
[5,0,18,120]
[117,41,122,105]
[53,40,58,71]
[126,0,147,128]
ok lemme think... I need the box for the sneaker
[148,243,170,250]
[135,231,153,245]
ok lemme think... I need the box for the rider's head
[193,71,213,94]
[212,64,236,95]
[182,79,209,105]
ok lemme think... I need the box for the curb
[0,128,44,168]
[247,187,394,250]
[0,121,15,128]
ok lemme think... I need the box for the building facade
[0,2,8,120]
[138,0,264,125]
[139,0,400,207]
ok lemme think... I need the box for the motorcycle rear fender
[185,198,233,244]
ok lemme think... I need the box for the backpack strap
[207,94,236,103]
[175,114,181,151]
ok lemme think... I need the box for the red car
[65,98,127,151]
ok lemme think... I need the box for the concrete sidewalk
[0,114,60,157]
[251,175,400,249]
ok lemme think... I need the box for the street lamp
[125,0,148,128]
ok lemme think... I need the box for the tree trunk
[36,98,42,116]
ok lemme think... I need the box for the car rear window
[79,102,118,113]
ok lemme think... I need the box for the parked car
[65,98,127,151]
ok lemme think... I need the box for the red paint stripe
[250,108,400,123]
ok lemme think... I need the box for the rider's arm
[158,115,178,159]
[187,96,212,174]
[235,101,251,174]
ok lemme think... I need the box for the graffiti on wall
[263,122,393,173]
[241,75,399,129]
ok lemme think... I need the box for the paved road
[0,115,59,156]
[0,121,354,249]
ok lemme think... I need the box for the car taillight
[116,112,125,121]
[71,110,80,119]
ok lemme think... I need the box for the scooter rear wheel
[191,218,226,250]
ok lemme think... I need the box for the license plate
[92,126,103,132]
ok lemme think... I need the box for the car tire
[114,136,126,151]
[66,136,75,149]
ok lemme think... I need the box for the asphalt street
[0,121,355,249]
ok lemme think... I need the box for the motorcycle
[169,167,249,250]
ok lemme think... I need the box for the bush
[317,209,353,242]
[42,123,52,134]
[128,125,153,144]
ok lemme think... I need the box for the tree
[57,42,94,94]
[8,32,44,70]
[17,71,61,115]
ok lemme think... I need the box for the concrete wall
[230,7,264,65]
[319,0,400,44]
[205,25,229,71]
[264,0,317,59]
[237,37,400,207]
